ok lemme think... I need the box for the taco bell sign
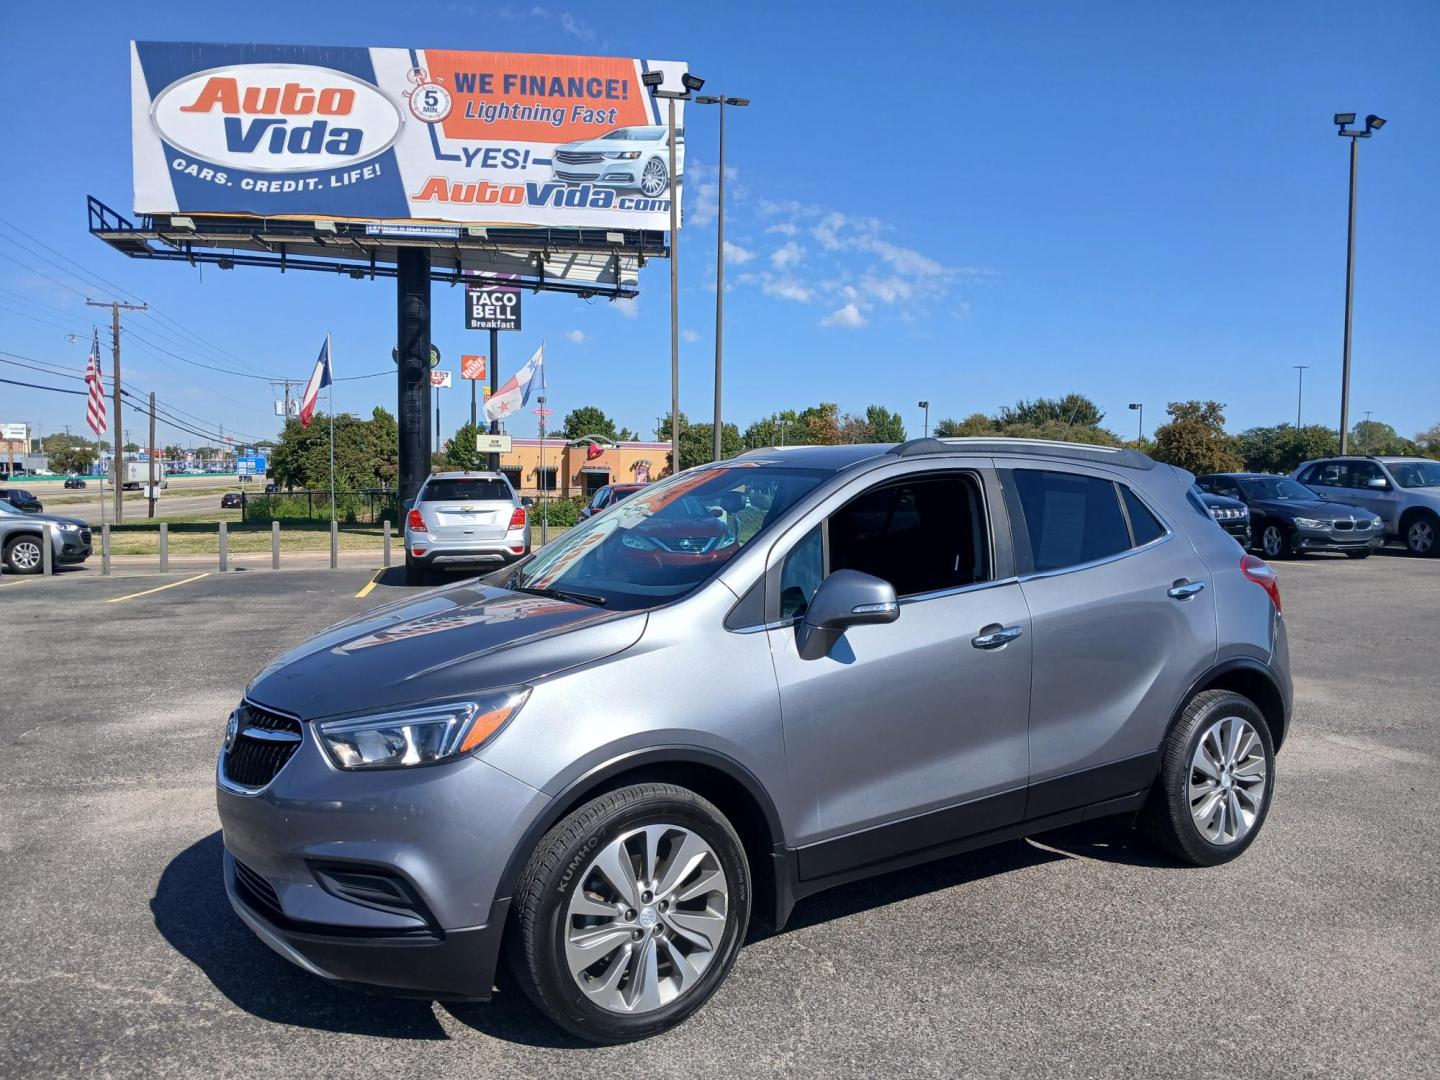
[465,280,522,331]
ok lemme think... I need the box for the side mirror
[403,498,414,510]
[522,496,535,507]
[1366,477,1389,490]
[796,570,899,660]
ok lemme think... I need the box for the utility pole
[147,392,157,519]
[86,298,147,522]
[1333,113,1385,455]
[1293,365,1310,428]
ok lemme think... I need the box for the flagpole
[328,333,336,524]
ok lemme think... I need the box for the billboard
[131,42,688,230]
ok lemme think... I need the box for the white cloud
[564,329,585,343]
[765,221,798,236]
[611,297,640,319]
[723,240,754,265]
[821,303,868,329]
[681,328,700,343]
[762,276,814,303]
[771,241,804,269]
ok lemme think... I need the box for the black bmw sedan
[1197,473,1384,559]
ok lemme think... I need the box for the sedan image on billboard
[551,125,685,198]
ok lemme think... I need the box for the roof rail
[886,436,1157,470]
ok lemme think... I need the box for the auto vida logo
[149,63,403,173]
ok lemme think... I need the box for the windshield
[1385,461,1440,489]
[510,465,826,611]
[0,500,20,515]
[420,478,512,502]
[1239,477,1317,501]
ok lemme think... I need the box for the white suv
[404,471,529,585]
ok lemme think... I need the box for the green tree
[1350,419,1423,457]
[122,441,140,454]
[997,393,1105,430]
[863,404,907,442]
[49,446,96,474]
[795,403,842,445]
[743,411,800,448]
[1151,401,1244,474]
[617,426,638,442]
[656,412,743,470]
[1416,422,1440,459]
[1235,424,1338,474]
[562,405,618,442]
[935,412,997,438]
[268,408,399,491]
[444,422,485,470]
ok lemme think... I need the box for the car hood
[1265,498,1366,517]
[245,581,646,721]
[9,511,88,528]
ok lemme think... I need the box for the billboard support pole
[488,328,500,472]
[396,249,433,505]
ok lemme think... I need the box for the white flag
[484,343,544,423]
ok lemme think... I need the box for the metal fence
[237,489,400,525]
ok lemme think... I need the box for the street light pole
[644,69,705,477]
[1334,112,1385,454]
[1128,402,1143,442]
[1293,364,1310,428]
[695,94,750,462]
[917,400,930,438]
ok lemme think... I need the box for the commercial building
[498,439,671,499]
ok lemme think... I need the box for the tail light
[1240,554,1281,613]
[509,506,527,530]
[407,509,427,533]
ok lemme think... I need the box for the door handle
[972,624,1023,650]
[1167,579,1206,600]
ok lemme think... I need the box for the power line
[121,323,280,381]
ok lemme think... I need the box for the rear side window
[421,478,512,502]
[1122,487,1165,546]
[1012,469,1132,573]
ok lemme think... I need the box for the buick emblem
[223,711,239,752]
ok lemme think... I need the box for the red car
[579,482,648,520]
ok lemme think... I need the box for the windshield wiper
[513,585,609,607]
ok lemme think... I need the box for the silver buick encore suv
[217,438,1292,1043]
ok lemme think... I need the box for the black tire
[1258,522,1294,559]
[1345,549,1372,559]
[509,783,751,1044]
[1403,511,1438,557]
[1140,689,1276,867]
[404,557,429,586]
[4,535,44,575]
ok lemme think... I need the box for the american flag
[84,328,107,437]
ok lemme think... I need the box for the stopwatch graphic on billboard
[131,41,688,230]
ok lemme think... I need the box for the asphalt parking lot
[1,553,1437,1079]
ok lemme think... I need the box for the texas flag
[299,336,332,428]
[484,343,545,423]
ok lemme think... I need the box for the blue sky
[2,0,1437,450]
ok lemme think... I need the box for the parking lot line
[354,568,383,598]
[105,572,211,604]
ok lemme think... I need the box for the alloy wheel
[1189,715,1268,845]
[564,823,729,1014]
[9,540,41,571]
[1262,526,1283,558]
[639,158,668,198]
[1409,519,1434,554]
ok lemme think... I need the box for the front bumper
[1294,528,1383,553]
[224,852,510,1000]
[216,723,549,1000]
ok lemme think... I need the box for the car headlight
[1292,517,1327,529]
[56,522,80,532]
[604,150,642,159]
[622,533,656,550]
[317,687,531,770]
[1370,517,1383,529]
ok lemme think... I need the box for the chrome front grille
[555,151,603,164]
[222,701,303,790]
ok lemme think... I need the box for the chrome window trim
[1017,530,1174,584]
